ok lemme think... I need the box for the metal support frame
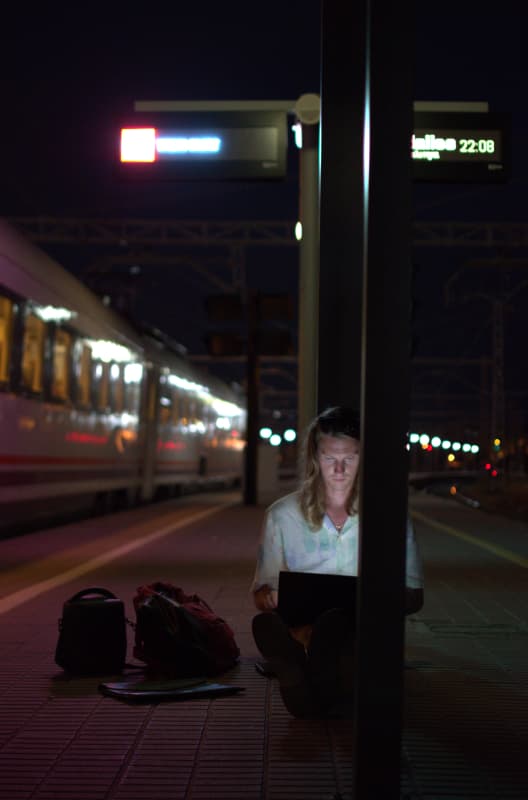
[9,217,528,249]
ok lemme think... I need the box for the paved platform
[0,487,527,799]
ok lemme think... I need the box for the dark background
[1,3,527,444]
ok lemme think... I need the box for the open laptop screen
[276,570,357,627]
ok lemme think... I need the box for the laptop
[276,570,357,627]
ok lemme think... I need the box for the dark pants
[252,608,355,718]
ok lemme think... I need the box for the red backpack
[132,581,240,677]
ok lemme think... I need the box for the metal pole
[319,1,413,796]
[297,98,321,437]
[353,1,414,796]
[318,2,365,413]
[244,290,259,505]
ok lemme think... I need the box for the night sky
[1,3,527,433]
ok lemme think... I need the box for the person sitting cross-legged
[250,406,424,718]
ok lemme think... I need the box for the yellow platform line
[0,502,233,615]
[411,509,528,568]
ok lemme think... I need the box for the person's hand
[289,624,313,650]
[253,585,278,611]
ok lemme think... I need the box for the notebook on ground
[276,570,357,627]
[99,677,244,703]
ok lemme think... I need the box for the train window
[93,361,110,412]
[76,343,92,408]
[20,312,46,394]
[180,394,190,425]
[202,402,212,432]
[171,390,181,425]
[51,328,72,402]
[124,363,142,414]
[158,374,171,424]
[110,363,124,413]
[159,393,171,424]
[0,295,14,384]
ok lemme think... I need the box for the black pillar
[354,1,414,796]
[319,1,414,797]
[317,1,367,413]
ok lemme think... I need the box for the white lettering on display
[412,134,457,152]
[412,132,456,161]
[413,150,440,161]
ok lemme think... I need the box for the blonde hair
[298,406,360,529]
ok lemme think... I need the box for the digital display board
[118,110,287,180]
[412,111,510,182]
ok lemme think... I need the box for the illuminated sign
[118,110,287,180]
[412,112,510,182]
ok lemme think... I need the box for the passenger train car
[0,219,246,533]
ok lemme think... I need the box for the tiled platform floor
[0,489,527,799]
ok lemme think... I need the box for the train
[0,219,246,534]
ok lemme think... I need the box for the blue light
[156,136,221,155]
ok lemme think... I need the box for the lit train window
[76,343,92,408]
[159,392,171,424]
[20,312,46,393]
[158,374,171,424]
[93,361,110,412]
[51,328,72,401]
[180,394,190,425]
[171,390,181,425]
[110,363,124,412]
[124,364,142,414]
[203,403,214,433]
[0,295,14,384]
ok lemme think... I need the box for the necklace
[328,515,346,533]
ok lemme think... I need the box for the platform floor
[0,488,527,799]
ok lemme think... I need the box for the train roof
[0,218,144,351]
[0,218,245,407]
[141,325,244,405]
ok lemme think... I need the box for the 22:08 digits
[459,138,495,154]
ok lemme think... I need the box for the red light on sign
[120,128,157,162]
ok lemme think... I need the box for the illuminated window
[159,398,171,424]
[171,391,181,425]
[124,379,141,414]
[110,363,124,413]
[0,295,14,383]
[76,343,92,408]
[21,312,46,393]
[180,394,190,425]
[93,361,110,412]
[51,328,72,401]
[158,376,172,424]
[123,362,143,414]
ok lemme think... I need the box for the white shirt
[250,491,424,593]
